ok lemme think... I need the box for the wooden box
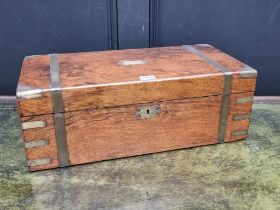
[17,44,257,171]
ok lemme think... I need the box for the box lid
[17,44,257,117]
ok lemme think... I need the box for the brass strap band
[50,54,64,113]
[182,45,233,143]
[53,113,69,167]
[49,54,70,167]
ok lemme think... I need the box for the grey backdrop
[0,0,279,95]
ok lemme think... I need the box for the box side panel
[65,95,222,165]
[20,114,59,171]
[17,92,53,117]
[17,55,53,117]
[225,92,254,142]
[192,45,256,142]
[231,74,256,94]
[193,44,257,94]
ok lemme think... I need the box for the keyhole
[147,109,150,114]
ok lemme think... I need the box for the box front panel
[65,95,222,165]
[19,92,255,171]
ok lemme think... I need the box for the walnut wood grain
[65,95,222,165]
[58,47,219,86]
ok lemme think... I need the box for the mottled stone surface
[0,101,280,209]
